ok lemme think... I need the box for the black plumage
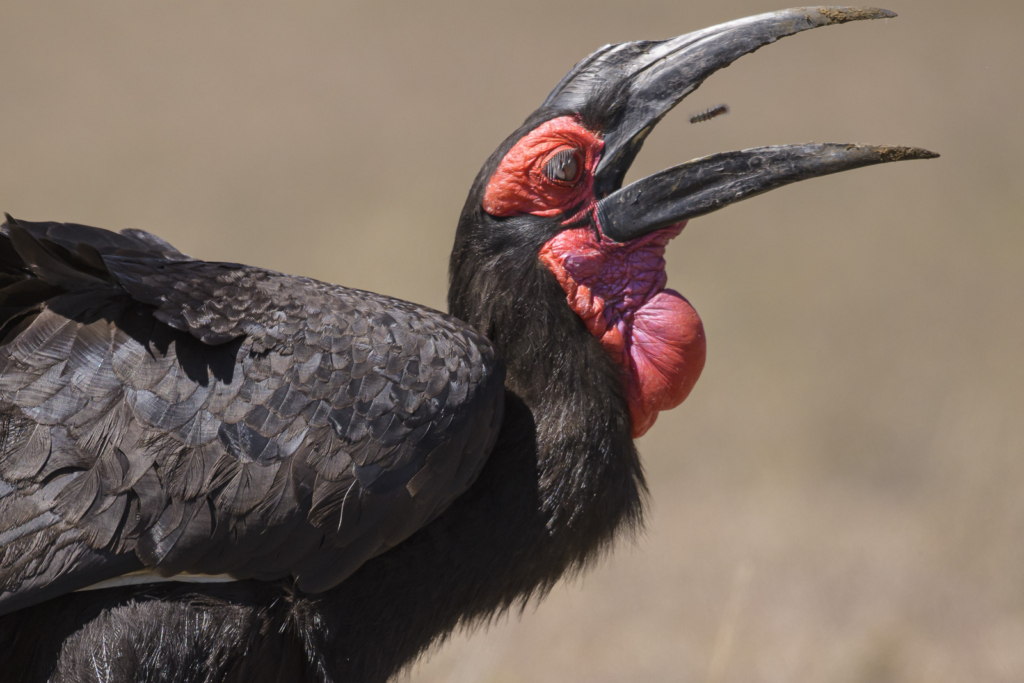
[0,8,936,682]
[0,214,627,683]
[0,217,503,616]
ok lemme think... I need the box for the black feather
[0,72,647,682]
[0,217,504,635]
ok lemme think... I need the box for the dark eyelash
[545,149,580,182]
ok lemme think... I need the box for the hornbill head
[450,7,937,437]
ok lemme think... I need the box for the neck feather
[449,238,645,541]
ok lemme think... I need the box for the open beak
[543,7,938,243]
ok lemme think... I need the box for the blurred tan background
[1,1,1021,681]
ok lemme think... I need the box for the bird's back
[0,216,504,617]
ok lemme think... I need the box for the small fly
[690,104,729,124]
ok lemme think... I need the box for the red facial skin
[483,118,602,217]
[484,116,706,437]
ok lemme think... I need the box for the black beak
[543,7,938,243]
[597,143,938,241]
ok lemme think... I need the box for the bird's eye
[544,149,582,184]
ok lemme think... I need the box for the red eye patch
[482,116,602,218]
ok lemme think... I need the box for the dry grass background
[1,1,1021,681]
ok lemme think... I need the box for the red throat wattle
[539,224,705,437]
[483,116,706,437]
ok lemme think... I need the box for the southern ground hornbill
[0,7,935,682]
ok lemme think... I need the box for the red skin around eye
[482,117,602,217]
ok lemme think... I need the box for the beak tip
[873,145,940,162]
[813,7,898,25]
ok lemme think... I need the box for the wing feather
[0,217,504,615]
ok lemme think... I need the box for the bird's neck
[449,246,646,548]
[507,322,645,546]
